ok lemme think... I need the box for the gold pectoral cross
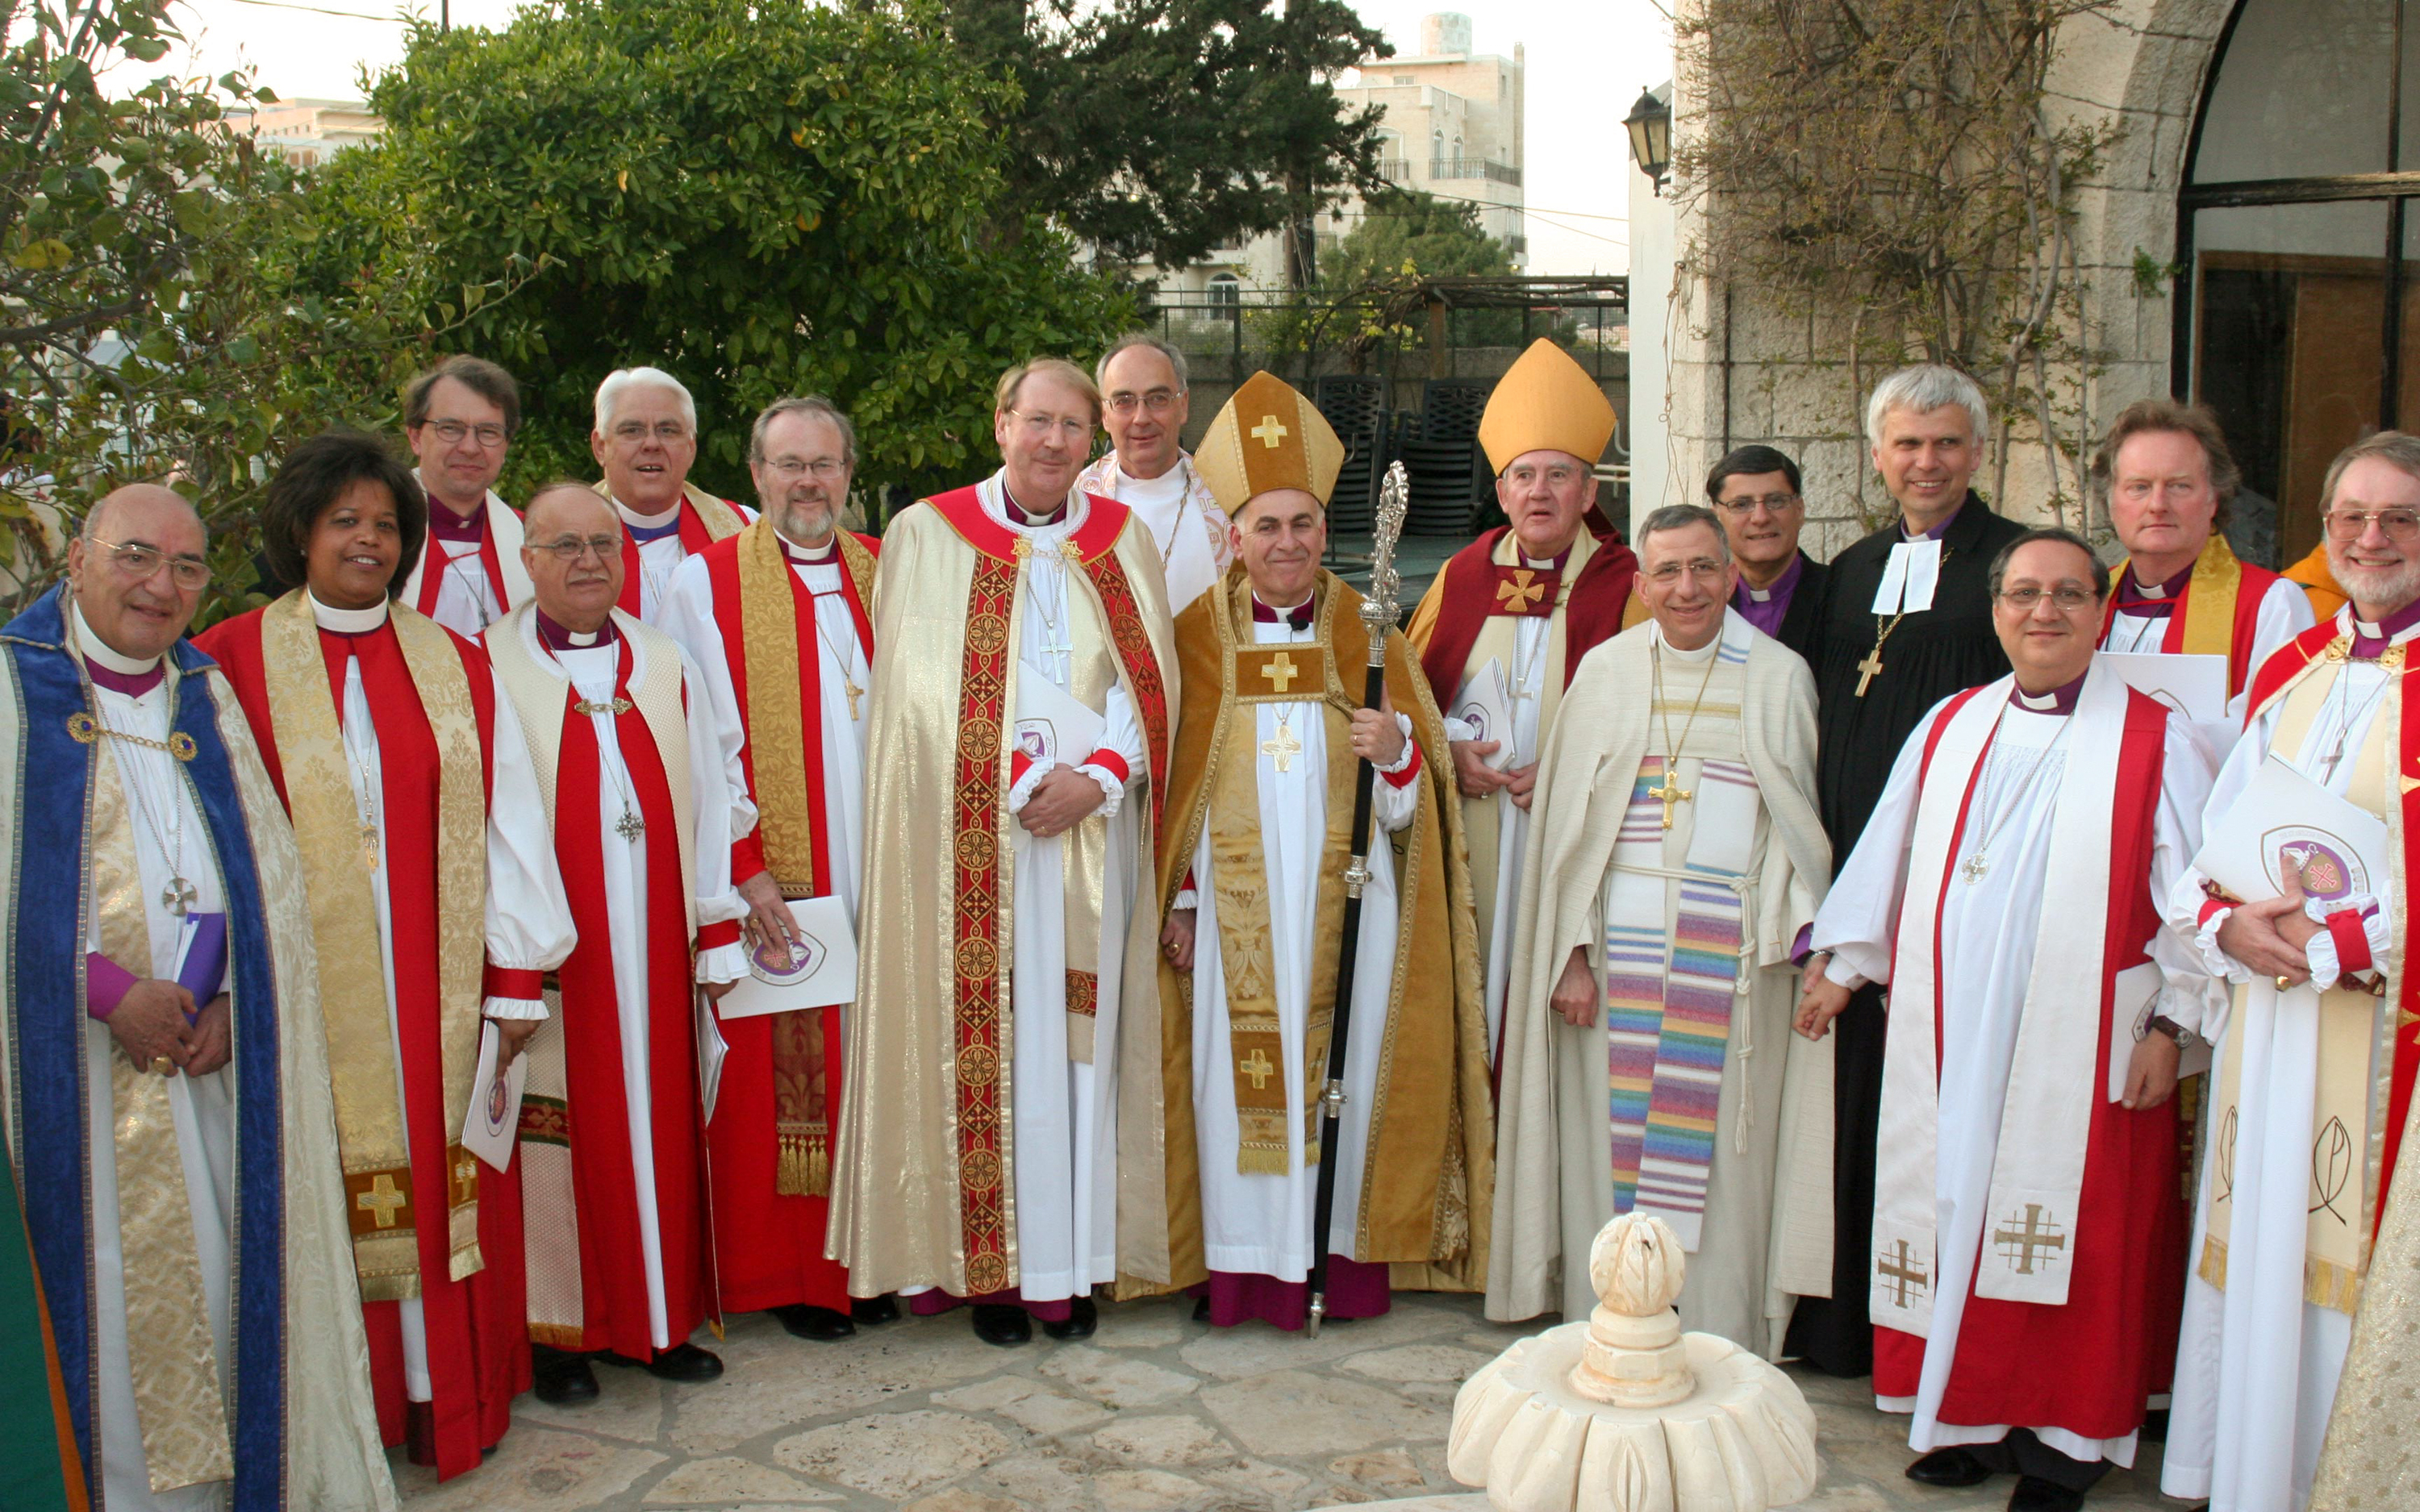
[1647,777,1692,829]
[1262,721,1303,773]
[360,824,381,874]
[1855,649,1885,698]
[843,677,863,721]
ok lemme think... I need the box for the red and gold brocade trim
[1073,548,1170,831]
[952,553,1018,1297]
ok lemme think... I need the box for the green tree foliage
[945,0,1388,279]
[0,0,490,621]
[308,0,1133,501]
[1324,186,1512,290]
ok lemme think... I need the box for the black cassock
[1786,491,2024,1377]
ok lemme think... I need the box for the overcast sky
[149,0,1671,277]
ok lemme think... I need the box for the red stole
[1416,525,1639,700]
[549,640,714,1354]
[189,610,522,1476]
[2097,560,2280,698]
[617,497,728,616]
[413,517,510,622]
[1879,685,2184,1435]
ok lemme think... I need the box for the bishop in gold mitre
[1149,370,1493,1329]
[1405,338,1640,1072]
[831,358,1178,1347]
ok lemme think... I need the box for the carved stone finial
[1571,1214,1695,1407]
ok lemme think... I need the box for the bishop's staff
[1306,460,1408,1337]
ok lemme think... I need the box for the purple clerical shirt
[1729,552,1805,638]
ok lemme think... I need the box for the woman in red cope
[194,431,574,1478]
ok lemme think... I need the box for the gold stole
[2111,532,2244,659]
[2203,653,2398,1313]
[89,727,236,1491]
[1208,577,1356,1172]
[735,520,874,1193]
[260,591,486,1298]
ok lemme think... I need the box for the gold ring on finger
[149,1056,173,1075]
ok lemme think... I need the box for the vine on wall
[1671,0,2122,531]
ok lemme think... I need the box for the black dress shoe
[2008,1476,2085,1512]
[851,1293,901,1325]
[770,1304,856,1341]
[1191,1295,1212,1323]
[602,1342,724,1383]
[970,1302,1031,1346]
[531,1346,599,1406]
[1906,1447,1994,1487]
[1041,1296,1097,1339]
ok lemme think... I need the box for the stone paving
[393,1293,2190,1511]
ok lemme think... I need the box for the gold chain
[1652,637,1721,773]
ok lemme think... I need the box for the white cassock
[2160,614,2405,1510]
[2101,572,2313,725]
[997,492,1150,1301]
[76,610,237,1512]
[315,594,574,1397]
[398,477,532,638]
[663,541,870,918]
[614,497,755,627]
[1074,452,1233,614]
[1813,676,2218,1468]
[1183,610,1418,1274]
[1442,553,1561,1064]
[518,616,749,1347]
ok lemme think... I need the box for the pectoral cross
[1992,1203,2067,1276]
[615,808,645,841]
[1260,652,1301,694]
[356,1173,408,1230]
[1646,776,1692,829]
[1876,1239,1930,1306]
[1262,722,1303,773]
[161,875,198,918]
[1243,1048,1277,1089]
[1855,649,1885,698]
[843,677,863,721]
[360,825,381,875]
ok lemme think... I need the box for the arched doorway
[2176,0,2420,570]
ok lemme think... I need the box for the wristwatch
[2147,1014,2199,1052]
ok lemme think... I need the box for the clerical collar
[782,534,838,565]
[536,608,616,652]
[1738,552,1805,605]
[2009,670,2087,716]
[1251,593,1315,630]
[1514,541,1575,573]
[308,590,390,635]
[72,602,165,696]
[618,501,683,543]
[2348,594,2420,657]
[421,478,487,543]
[2118,560,2193,606]
[1651,616,1724,662]
[1901,498,1965,541]
[1002,485,1067,529]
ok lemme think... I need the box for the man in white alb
[1074,333,1231,613]
[590,367,752,624]
[398,356,533,635]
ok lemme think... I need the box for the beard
[2330,548,2420,618]
[773,497,837,544]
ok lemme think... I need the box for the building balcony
[1429,156,1522,186]
[1378,158,1414,182]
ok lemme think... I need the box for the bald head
[519,482,625,635]
[69,484,208,662]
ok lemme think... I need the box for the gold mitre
[1478,338,1617,475]
[1195,370,1344,514]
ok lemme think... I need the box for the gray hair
[1865,364,1990,448]
[594,366,698,437]
[1094,332,1189,394]
[2320,430,2420,514]
[750,394,858,468]
[1637,502,1730,566]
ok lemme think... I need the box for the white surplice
[313,593,574,1396]
[993,485,1149,1302]
[517,615,749,1348]
[2101,573,2314,725]
[1074,452,1232,614]
[399,477,531,638]
[74,608,238,1512]
[2159,609,2410,1511]
[1813,683,2218,1468]
[662,541,870,920]
[611,495,755,627]
[1184,610,1417,1275]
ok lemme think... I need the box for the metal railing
[1429,156,1522,186]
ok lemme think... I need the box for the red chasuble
[695,531,877,1313]
[544,639,720,1356]
[192,610,524,1479]
[1871,685,2187,1439]
[1415,523,1639,700]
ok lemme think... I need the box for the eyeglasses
[2325,508,2420,543]
[1504,463,1587,489]
[90,535,211,589]
[1996,585,2098,610]
[427,419,509,448]
[611,420,693,444]
[1713,493,1801,515]
[1645,560,1728,583]
[763,456,849,481]
[533,535,623,563]
[1105,389,1182,416]
[1008,410,1091,442]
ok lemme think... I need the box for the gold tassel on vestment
[777,1129,831,1199]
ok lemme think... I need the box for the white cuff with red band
[1007,752,1054,814]
[695,941,749,988]
[1074,760,1128,819]
[2304,894,2387,986]
[482,995,549,1022]
[1378,713,1420,786]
